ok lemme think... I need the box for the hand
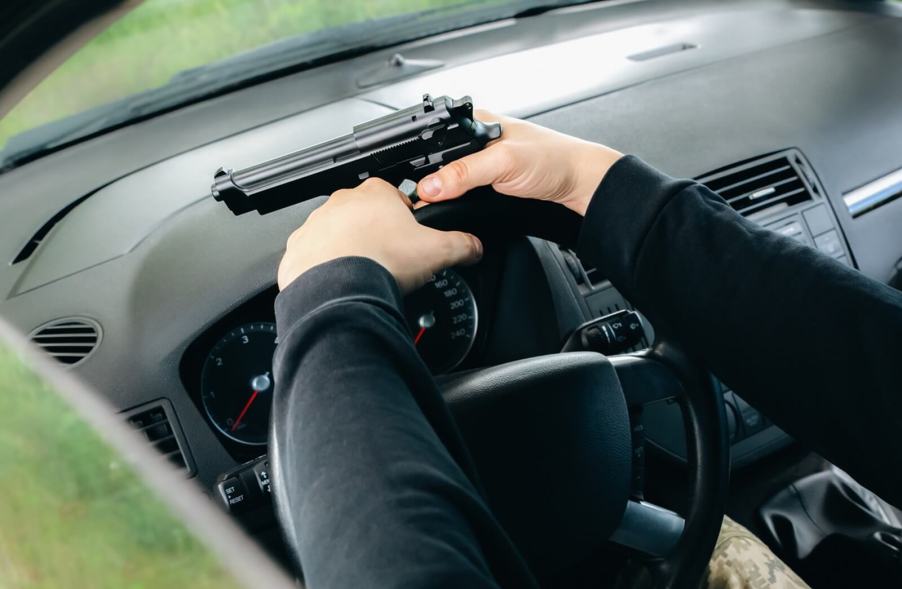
[278,178,483,293]
[416,111,623,216]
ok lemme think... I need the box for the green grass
[0,0,487,149]
[0,344,242,589]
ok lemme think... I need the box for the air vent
[124,400,195,475]
[29,317,101,367]
[699,151,816,219]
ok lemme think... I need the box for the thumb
[430,230,484,270]
[417,144,509,202]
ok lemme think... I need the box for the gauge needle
[414,311,435,346]
[231,389,259,432]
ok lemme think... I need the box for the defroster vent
[29,317,101,367]
[698,150,817,219]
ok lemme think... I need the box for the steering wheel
[272,189,730,588]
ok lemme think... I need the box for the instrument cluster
[181,269,482,457]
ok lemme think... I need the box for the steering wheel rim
[415,191,730,587]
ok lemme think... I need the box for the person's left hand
[278,178,483,293]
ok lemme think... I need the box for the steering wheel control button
[216,455,274,515]
[562,309,645,355]
[218,477,249,513]
[254,459,272,495]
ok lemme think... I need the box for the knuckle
[364,177,393,191]
[462,234,480,258]
[492,142,514,167]
[361,177,397,197]
[286,226,303,247]
[467,234,481,256]
[445,160,470,186]
[447,232,470,257]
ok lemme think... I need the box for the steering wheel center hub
[441,352,633,575]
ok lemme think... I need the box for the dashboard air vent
[29,317,101,367]
[699,151,815,219]
[123,400,195,475]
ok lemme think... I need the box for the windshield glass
[0,0,586,169]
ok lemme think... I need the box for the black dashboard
[1,0,900,512]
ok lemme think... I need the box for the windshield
[0,0,589,170]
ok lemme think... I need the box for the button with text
[217,477,249,513]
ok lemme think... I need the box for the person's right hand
[416,111,623,216]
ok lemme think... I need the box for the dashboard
[0,0,901,512]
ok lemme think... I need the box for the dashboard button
[803,205,833,236]
[773,221,804,239]
[815,230,843,258]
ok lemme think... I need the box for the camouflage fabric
[706,516,810,589]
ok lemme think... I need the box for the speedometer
[404,269,478,374]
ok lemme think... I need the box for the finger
[358,176,413,209]
[417,143,511,202]
[429,230,484,269]
[358,176,394,191]
[474,108,507,123]
[396,189,414,211]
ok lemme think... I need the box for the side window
[0,328,288,588]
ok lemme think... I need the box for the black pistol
[212,94,501,215]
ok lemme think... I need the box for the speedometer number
[404,269,478,374]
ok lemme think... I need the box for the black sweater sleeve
[269,257,536,589]
[577,155,902,504]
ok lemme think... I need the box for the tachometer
[200,322,277,446]
[404,269,478,374]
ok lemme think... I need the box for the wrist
[562,144,624,216]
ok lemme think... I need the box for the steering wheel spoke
[435,346,729,587]
[610,353,684,406]
[609,500,685,558]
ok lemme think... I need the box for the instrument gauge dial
[404,269,478,374]
[200,322,277,446]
